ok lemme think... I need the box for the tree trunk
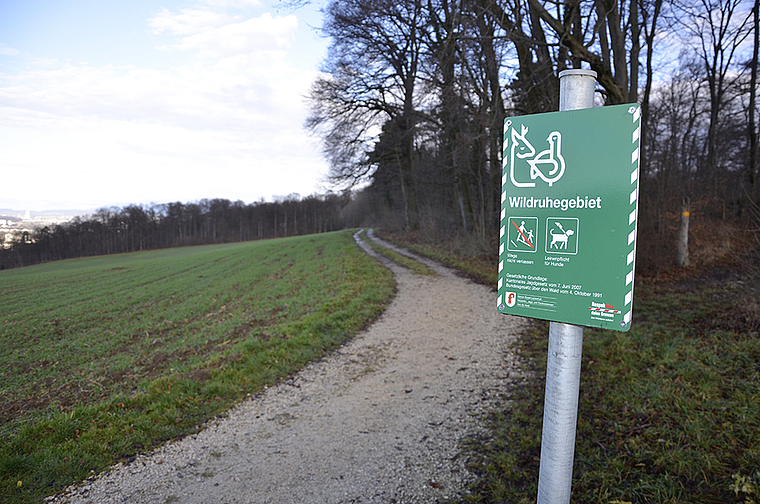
[749,0,759,201]
[628,0,640,102]
[477,6,505,230]
[528,0,626,103]
[640,0,663,178]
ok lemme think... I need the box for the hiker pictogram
[507,216,538,253]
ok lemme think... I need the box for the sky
[0,0,331,212]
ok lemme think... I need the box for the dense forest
[303,0,759,270]
[3,0,758,271]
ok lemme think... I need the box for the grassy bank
[382,232,759,504]
[380,231,497,287]
[0,231,395,504]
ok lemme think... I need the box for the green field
[447,257,760,503]
[0,231,395,504]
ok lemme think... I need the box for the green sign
[497,104,640,331]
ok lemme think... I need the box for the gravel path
[52,231,525,504]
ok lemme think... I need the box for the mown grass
[0,231,395,504]
[382,232,760,504]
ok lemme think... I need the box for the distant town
[0,210,82,249]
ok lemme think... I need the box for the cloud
[0,44,20,56]
[150,9,298,60]
[0,2,328,209]
[148,8,236,36]
[180,14,296,56]
[200,0,264,8]
[0,6,310,129]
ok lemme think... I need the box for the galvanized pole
[536,69,597,504]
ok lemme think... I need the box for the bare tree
[675,0,754,195]
[748,0,759,200]
[307,0,428,229]
[639,0,666,175]
[525,0,641,104]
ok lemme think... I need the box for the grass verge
[383,233,760,504]
[0,231,395,504]
[378,231,496,286]
[358,230,437,276]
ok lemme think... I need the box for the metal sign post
[497,80,640,331]
[497,68,641,503]
[536,69,595,504]
[538,320,584,503]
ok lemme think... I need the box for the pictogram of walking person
[516,221,534,247]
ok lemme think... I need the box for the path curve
[54,231,525,504]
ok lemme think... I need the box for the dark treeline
[0,194,348,270]
[302,0,760,269]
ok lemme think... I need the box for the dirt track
[54,230,525,504]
